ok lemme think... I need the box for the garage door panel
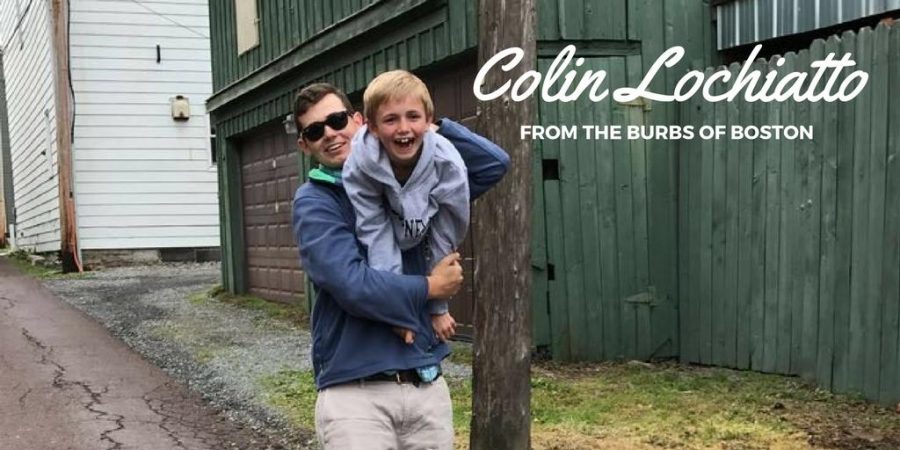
[240,123,305,305]
[417,62,480,336]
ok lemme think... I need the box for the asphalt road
[0,258,287,450]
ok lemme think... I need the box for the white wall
[0,0,61,253]
[69,0,219,250]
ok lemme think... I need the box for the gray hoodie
[344,127,470,314]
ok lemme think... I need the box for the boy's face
[368,95,432,169]
[297,93,363,168]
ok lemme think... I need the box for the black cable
[67,0,74,144]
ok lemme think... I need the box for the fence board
[749,67,768,371]
[762,75,782,374]
[800,44,823,382]
[864,23,890,400]
[776,52,797,376]
[831,30,858,394]
[735,68,755,370]
[816,36,840,390]
[723,74,741,368]
[849,27,873,394]
[791,49,812,377]
[699,67,715,365]
[679,99,697,363]
[711,78,729,367]
[880,23,900,405]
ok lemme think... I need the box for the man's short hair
[293,83,354,129]
[363,70,434,124]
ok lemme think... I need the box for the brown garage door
[239,123,305,304]
[418,60,479,339]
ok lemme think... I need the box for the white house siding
[0,0,62,253]
[70,0,218,250]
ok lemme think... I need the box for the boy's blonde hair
[363,70,434,124]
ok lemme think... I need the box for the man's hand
[393,327,415,344]
[427,252,463,299]
[432,313,457,342]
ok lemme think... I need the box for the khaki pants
[315,376,454,450]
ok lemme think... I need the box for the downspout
[50,0,81,272]
[0,51,13,247]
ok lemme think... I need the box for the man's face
[368,95,431,169]
[296,93,362,168]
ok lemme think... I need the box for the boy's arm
[426,134,472,316]
[435,118,511,199]
[292,189,424,330]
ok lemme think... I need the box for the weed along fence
[677,24,900,405]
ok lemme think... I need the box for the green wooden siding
[531,0,712,359]
[209,0,379,91]
[678,24,900,406]
[213,1,477,297]
[534,55,665,362]
[212,3,473,138]
[537,0,627,41]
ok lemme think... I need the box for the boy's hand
[393,327,415,344]
[432,313,457,342]
[427,252,463,299]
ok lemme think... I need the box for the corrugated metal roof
[716,0,900,49]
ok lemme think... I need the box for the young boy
[343,70,469,344]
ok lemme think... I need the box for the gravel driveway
[43,263,314,449]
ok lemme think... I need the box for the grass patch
[259,370,318,429]
[193,285,309,328]
[150,322,234,364]
[3,250,91,280]
[447,341,474,366]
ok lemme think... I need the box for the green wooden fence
[678,24,900,405]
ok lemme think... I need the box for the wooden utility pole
[51,0,80,272]
[470,0,535,449]
[0,53,11,248]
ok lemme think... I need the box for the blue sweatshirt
[292,118,509,389]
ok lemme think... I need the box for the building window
[235,0,259,55]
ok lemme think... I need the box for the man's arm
[292,189,425,330]
[435,118,511,199]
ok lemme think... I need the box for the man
[291,82,508,450]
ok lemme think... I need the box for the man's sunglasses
[300,111,351,142]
